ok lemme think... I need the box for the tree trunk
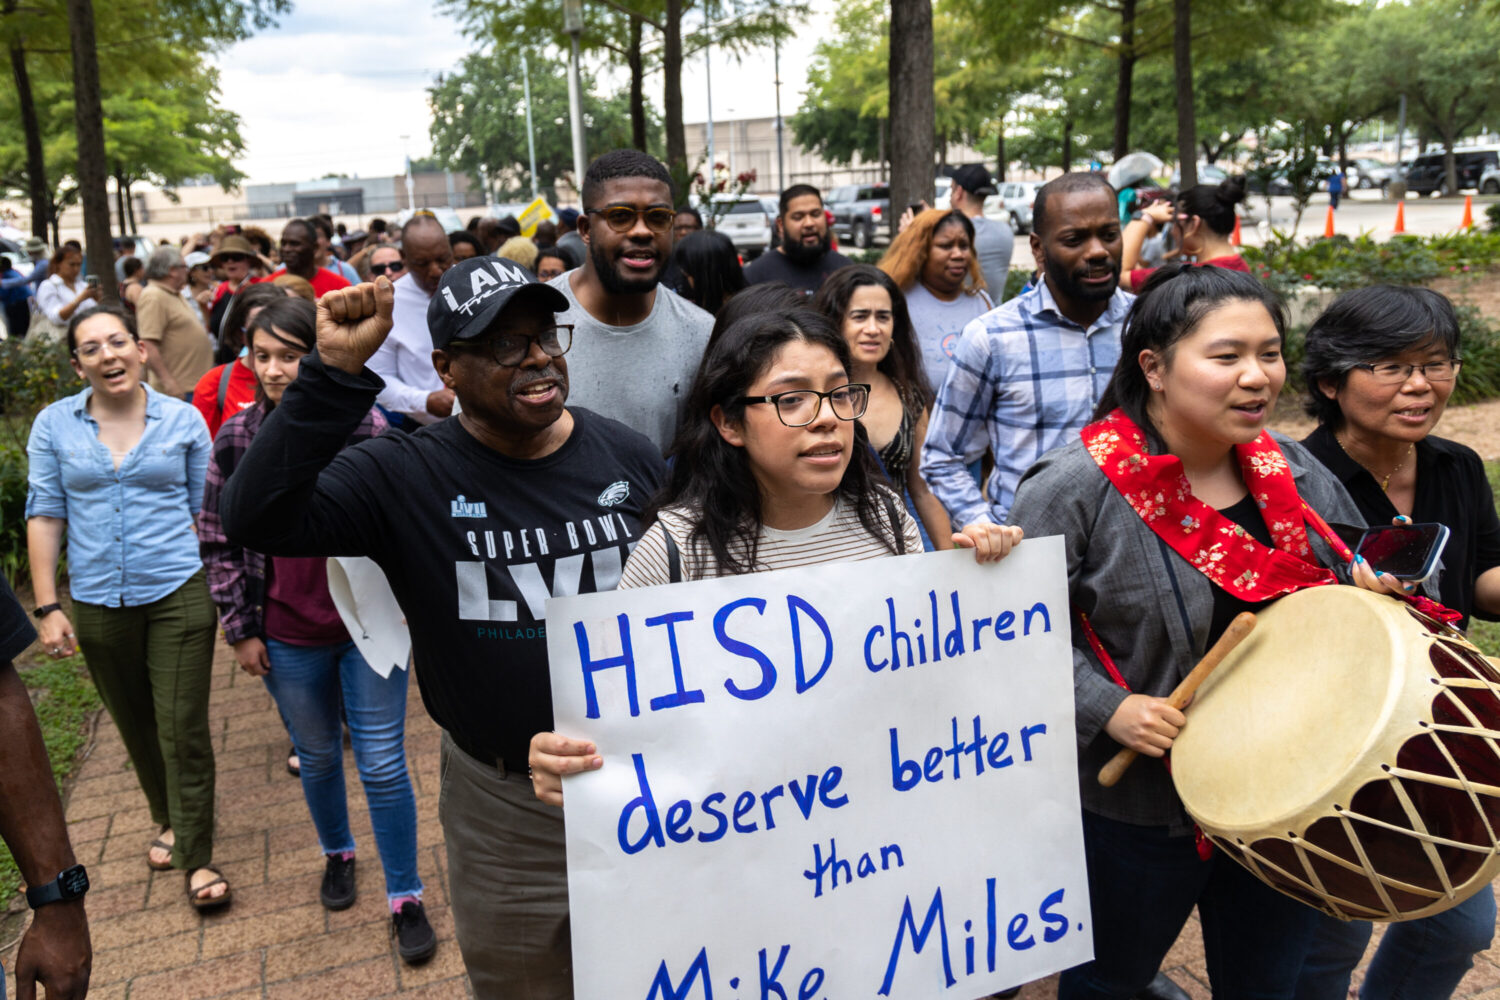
[878,117,887,183]
[1062,120,1073,172]
[996,126,1005,182]
[628,15,647,153]
[1172,0,1196,189]
[125,179,137,233]
[889,0,934,239]
[66,0,116,302]
[1442,142,1458,196]
[663,0,685,169]
[114,167,126,232]
[7,30,49,241]
[1111,0,1137,162]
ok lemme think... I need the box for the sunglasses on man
[371,261,406,277]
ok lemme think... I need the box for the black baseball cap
[950,164,997,198]
[426,256,568,350]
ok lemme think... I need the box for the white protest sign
[547,536,1090,1000]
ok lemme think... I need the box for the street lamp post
[563,0,587,199]
[401,134,415,212]
[521,52,540,199]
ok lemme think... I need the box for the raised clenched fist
[316,277,396,374]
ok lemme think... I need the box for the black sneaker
[320,854,356,910]
[392,900,437,964]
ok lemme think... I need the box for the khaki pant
[73,571,218,869]
[439,731,573,1000]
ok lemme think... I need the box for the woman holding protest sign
[1005,264,1405,999]
[529,308,1023,799]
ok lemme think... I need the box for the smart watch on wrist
[25,864,89,909]
[32,602,62,619]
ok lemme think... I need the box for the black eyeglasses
[453,325,574,367]
[370,261,406,277]
[739,384,870,427]
[586,205,677,234]
[1352,359,1463,384]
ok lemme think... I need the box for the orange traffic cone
[1323,206,1336,239]
[1392,201,1406,234]
[1460,195,1475,230]
[1230,215,1242,246]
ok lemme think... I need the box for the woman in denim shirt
[26,304,229,911]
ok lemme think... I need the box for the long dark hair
[1093,263,1286,450]
[652,309,901,575]
[813,264,931,408]
[245,297,317,408]
[219,282,287,359]
[1302,284,1461,428]
[670,230,747,315]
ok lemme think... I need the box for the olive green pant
[73,571,218,870]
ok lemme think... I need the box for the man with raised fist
[220,260,665,999]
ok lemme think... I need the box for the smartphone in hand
[1354,522,1450,582]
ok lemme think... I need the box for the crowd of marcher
[3,147,1497,1000]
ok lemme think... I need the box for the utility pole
[705,34,715,187]
[522,52,540,199]
[773,13,785,190]
[564,0,587,198]
[401,134,415,211]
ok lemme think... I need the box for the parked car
[1167,163,1229,189]
[710,195,775,257]
[1349,157,1396,190]
[1405,148,1500,196]
[1481,166,1500,195]
[986,181,1041,233]
[826,183,890,249]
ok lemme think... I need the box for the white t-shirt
[903,283,993,394]
[620,494,922,587]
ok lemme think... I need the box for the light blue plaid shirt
[920,279,1133,526]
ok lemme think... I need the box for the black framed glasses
[370,261,406,277]
[586,205,677,234]
[1353,358,1462,384]
[739,383,870,427]
[455,325,574,367]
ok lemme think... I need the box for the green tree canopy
[428,49,647,198]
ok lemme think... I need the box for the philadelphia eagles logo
[597,481,630,507]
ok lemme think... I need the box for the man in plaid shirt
[921,173,1134,526]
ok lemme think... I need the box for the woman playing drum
[1006,264,1404,999]
[1294,284,1500,999]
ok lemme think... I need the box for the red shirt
[192,360,260,439]
[264,556,349,646]
[253,268,351,299]
[1130,254,1249,291]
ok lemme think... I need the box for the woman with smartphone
[1295,284,1500,999]
[33,245,99,339]
[1118,177,1250,293]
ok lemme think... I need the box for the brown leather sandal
[147,827,174,871]
[186,866,232,911]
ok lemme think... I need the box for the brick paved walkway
[6,637,1500,999]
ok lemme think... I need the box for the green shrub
[0,337,81,587]
[1243,228,1500,295]
[1487,202,1500,234]
[1452,304,1500,405]
[1001,268,1033,303]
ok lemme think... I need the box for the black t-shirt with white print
[220,354,667,766]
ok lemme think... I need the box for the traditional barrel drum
[1171,586,1500,921]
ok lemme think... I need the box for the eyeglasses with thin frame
[1353,358,1463,384]
[74,334,135,360]
[453,325,574,367]
[739,383,871,427]
[586,205,677,234]
[370,261,406,277]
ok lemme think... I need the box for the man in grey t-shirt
[548,149,713,452]
[950,164,1014,302]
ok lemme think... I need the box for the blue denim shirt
[26,384,211,607]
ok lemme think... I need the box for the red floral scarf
[1081,409,1337,600]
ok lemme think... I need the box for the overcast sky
[212,1,834,186]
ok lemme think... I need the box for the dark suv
[1405,149,1500,196]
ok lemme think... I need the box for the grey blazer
[1007,431,1365,832]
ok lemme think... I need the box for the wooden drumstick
[1097,611,1258,788]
